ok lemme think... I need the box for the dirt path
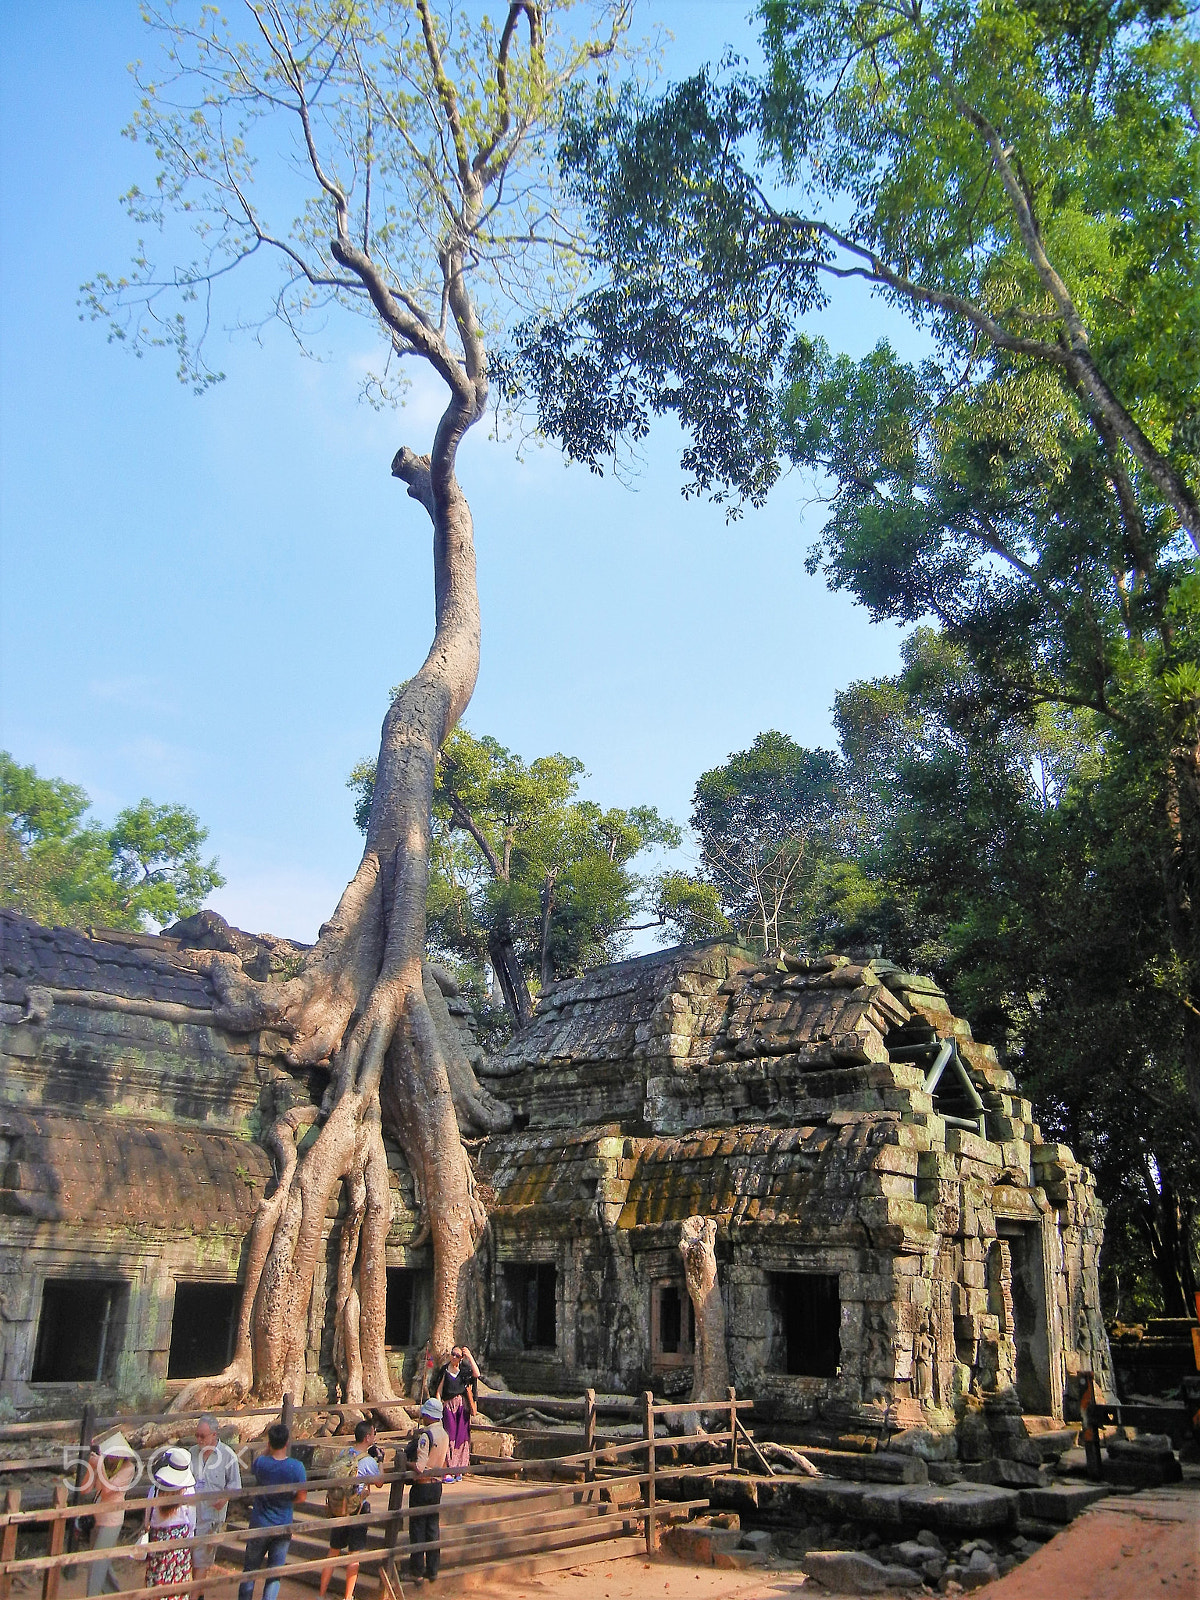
[975,1483,1198,1600]
[461,1560,808,1600]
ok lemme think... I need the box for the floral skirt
[146,1523,193,1600]
[443,1393,471,1472]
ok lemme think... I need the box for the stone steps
[690,1469,1118,1540]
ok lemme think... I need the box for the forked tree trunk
[173,394,511,1418]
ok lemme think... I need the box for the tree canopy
[0,752,224,932]
[507,0,1198,534]
[350,727,719,1028]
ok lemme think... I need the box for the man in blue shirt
[238,1423,307,1600]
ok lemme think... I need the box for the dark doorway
[32,1280,128,1384]
[769,1272,841,1378]
[502,1263,557,1349]
[652,1281,695,1365]
[385,1267,432,1347]
[168,1283,240,1379]
[998,1222,1054,1413]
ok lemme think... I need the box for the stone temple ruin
[0,910,1113,1468]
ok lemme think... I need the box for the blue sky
[0,2,912,943]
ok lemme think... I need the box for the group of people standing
[78,1344,481,1597]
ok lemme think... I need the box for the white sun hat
[95,1430,138,1462]
[153,1446,196,1490]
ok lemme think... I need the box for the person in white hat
[405,1398,449,1584]
[83,1431,139,1596]
[144,1447,196,1600]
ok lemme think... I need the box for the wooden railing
[0,1388,758,1596]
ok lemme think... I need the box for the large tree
[506,0,1200,1112]
[350,727,686,1026]
[832,632,1200,1315]
[688,731,849,954]
[88,0,630,1411]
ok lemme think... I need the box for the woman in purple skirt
[434,1345,478,1480]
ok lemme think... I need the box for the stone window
[501,1263,557,1350]
[769,1272,841,1378]
[651,1281,694,1368]
[31,1279,128,1384]
[385,1267,432,1347]
[923,1041,985,1135]
[168,1282,240,1379]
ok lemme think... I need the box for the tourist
[405,1398,449,1584]
[190,1414,241,1599]
[434,1345,478,1481]
[83,1430,139,1596]
[237,1423,307,1600]
[144,1448,196,1600]
[318,1419,382,1600]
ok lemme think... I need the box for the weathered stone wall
[477,944,1113,1446]
[0,914,1112,1450]
[0,914,431,1414]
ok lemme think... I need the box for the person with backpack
[318,1420,382,1600]
[237,1423,306,1600]
[405,1398,449,1584]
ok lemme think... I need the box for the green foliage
[84,0,634,396]
[352,728,685,1013]
[689,731,847,951]
[824,630,1200,1314]
[507,0,1198,536]
[0,753,224,932]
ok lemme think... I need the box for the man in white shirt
[406,1398,450,1585]
[190,1414,242,1599]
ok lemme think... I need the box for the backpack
[324,1449,359,1520]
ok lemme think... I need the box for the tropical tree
[87,0,632,1411]
[509,0,1198,529]
[505,0,1200,1113]
[351,728,686,1024]
[833,633,1200,1315]
[686,731,850,954]
[0,753,223,931]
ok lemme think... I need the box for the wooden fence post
[42,1484,69,1600]
[381,1456,408,1596]
[728,1387,739,1472]
[583,1390,596,1488]
[281,1393,295,1437]
[65,1402,95,1556]
[642,1390,656,1557]
[0,1487,21,1600]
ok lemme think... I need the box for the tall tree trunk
[539,869,558,992]
[172,396,511,1416]
[488,921,534,1028]
[1163,724,1200,1119]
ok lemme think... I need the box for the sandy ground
[31,1479,1200,1600]
[977,1483,1198,1600]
